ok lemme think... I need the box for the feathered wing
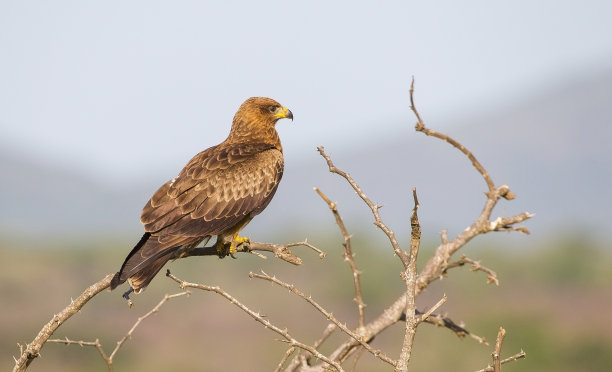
[111,143,284,292]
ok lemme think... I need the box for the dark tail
[110,232,179,293]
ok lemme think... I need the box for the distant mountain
[2,68,610,246]
[0,148,146,238]
[269,67,612,243]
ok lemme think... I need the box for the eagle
[110,97,293,297]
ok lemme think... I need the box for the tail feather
[125,247,178,293]
[110,232,179,293]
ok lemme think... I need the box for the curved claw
[215,233,251,258]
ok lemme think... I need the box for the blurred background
[1,1,611,371]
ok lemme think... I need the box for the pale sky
[1,0,611,185]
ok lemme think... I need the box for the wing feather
[140,143,282,239]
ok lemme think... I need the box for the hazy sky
[1,1,611,185]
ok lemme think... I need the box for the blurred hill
[1,67,611,246]
[274,66,612,244]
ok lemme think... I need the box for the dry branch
[293,80,530,371]
[317,146,408,267]
[408,78,533,295]
[46,291,189,372]
[13,274,113,372]
[314,187,366,328]
[397,188,422,372]
[251,271,397,368]
[475,350,527,372]
[184,239,325,265]
[445,254,500,285]
[166,270,345,372]
[475,327,526,372]
[13,240,322,372]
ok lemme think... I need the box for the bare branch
[407,81,533,295]
[274,347,297,372]
[47,338,111,371]
[418,295,448,324]
[109,291,189,361]
[314,187,366,328]
[283,323,338,372]
[47,291,189,371]
[493,327,506,372]
[417,311,488,345]
[410,77,495,193]
[166,270,345,372]
[475,327,526,372]
[397,188,422,372]
[475,350,527,372]
[250,271,397,368]
[185,239,326,265]
[317,146,408,267]
[445,254,500,285]
[13,274,113,372]
[315,83,530,367]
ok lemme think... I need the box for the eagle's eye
[268,105,278,113]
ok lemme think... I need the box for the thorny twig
[314,187,366,328]
[397,188,422,371]
[475,327,526,372]
[47,291,189,372]
[445,254,500,285]
[251,271,397,368]
[12,274,114,372]
[166,270,345,372]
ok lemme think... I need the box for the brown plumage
[110,97,293,295]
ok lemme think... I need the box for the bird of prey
[110,97,293,297]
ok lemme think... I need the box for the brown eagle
[110,97,293,297]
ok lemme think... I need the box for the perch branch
[185,239,325,265]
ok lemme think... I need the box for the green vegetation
[2,232,611,371]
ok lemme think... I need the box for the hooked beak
[274,106,293,121]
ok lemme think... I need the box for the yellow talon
[216,232,250,257]
[229,233,249,254]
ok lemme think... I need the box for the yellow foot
[216,233,250,258]
[229,233,250,254]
